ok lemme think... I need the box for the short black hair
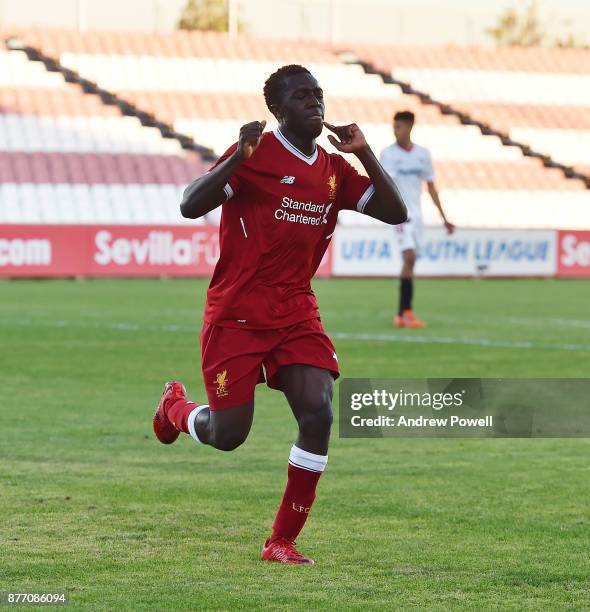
[263,64,311,112]
[394,110,415,124]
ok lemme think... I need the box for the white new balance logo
[280,176,296,184]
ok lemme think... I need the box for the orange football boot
[400,309,427,328]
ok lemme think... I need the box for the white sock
[288,444,328,472]
[187,405,209,444]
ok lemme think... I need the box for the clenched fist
[237,120,267,160]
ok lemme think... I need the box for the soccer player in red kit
[153,65,407,564]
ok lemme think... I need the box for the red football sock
[166,398,200,434]
[271,445,328,543]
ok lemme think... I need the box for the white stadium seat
[60,54,404,99]
[393,68,590,107]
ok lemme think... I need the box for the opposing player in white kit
[380,111,455,328]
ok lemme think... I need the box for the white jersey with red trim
[379,143,435,223]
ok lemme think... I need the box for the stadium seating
[2,29,589,229]
[345,43,590,177]
[0,47,204,225]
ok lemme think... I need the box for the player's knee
[403,250,416,266]
[210,428,248,452]
[298,397,333,438]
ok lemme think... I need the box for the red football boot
[261,537,315,565]
[153,381,187,444]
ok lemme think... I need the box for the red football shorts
[200,318,339,410]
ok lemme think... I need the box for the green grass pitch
[1,278,589,610]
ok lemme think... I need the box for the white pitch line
[0,317,589,352]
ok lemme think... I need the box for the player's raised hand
[237,120,266,160]
[323,121,368,154]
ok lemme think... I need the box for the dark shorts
[200,318,339,410]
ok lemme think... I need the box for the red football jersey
[203,129,374,329]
